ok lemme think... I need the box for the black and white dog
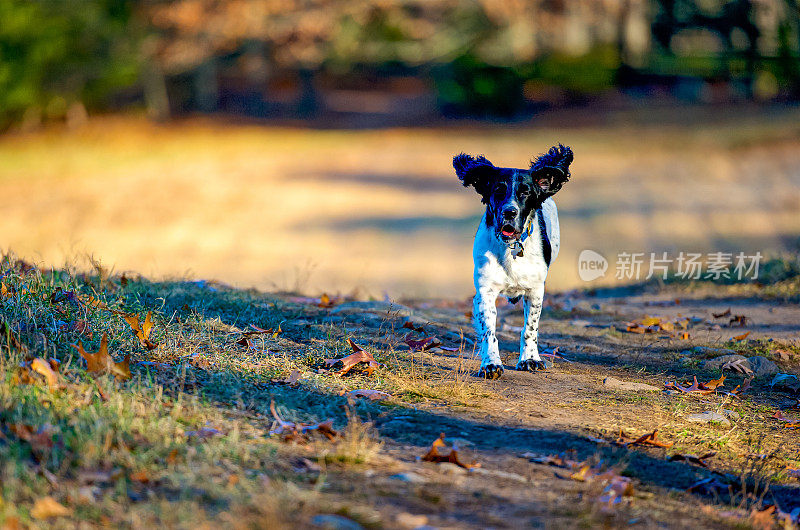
[453,145,573,379]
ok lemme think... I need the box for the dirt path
[284,287,800,528]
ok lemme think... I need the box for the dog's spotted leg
[516,282,547,372]
[473,288,503,379]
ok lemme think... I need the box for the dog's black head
[453,144,573,242]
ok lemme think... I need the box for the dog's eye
[494,185,507,197]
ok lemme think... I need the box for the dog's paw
[478,364,504,379]
[516,359,549,372]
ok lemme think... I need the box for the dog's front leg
[473,288,503,379]
[516,282,547,372]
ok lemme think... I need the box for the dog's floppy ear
[530,144,573,197]
[453,153,496,203]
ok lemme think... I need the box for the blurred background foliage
[1,0,800,129]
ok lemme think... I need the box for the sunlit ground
[2,107,800,297]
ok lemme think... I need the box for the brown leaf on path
[664,376,715,395]
[713,308,732,318]
[124,311,157,350]
[731,331,751,341]
[249,323,281,338]
[625,323,646,334]
[617,429,673,448]
[323,339,380,376]
[402,321,425,332]
[31,496,72,519]
[703,375,726,390]
[678,331,690,340]
[129,470,150,483]
[347,389,390,401]
[404,333,441,352]
[668,452,716,468]
[730,377,753,396]
[186,427,222,440]
[316,293,337,308]
[269,400,338,443]
[773,410,800,427]
[749,506,776,530]
[31,358,60,389]
[729,315,748,327]
[421,433,479,470]
[9,423,55,451]
[73,333,131,381]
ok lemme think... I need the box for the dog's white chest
[472,199,560,297]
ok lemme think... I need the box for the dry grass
[2,109,800,297]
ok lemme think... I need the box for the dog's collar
[508,211,537,258]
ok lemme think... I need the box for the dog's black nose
[502,207,518,219]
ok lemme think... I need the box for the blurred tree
[0,0,141,129]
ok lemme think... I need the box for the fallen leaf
[249,324,281,338]
[324,339,380,376]
[729,315,748,327]
[703,375,726,390]
[616,429,673,448]
[347,389,391,401]
[731,331,751,341]
[668,452,716,468]
[316,293,337,308]
[402,321,425,332]
[269,400,338,443]
[749,506,776,530]
[404,333,441,352]
[124,311,157,350]
[166,449,179,465]
[773,410,800,428]
[678,331,690,340]
[9,423,55,451]
[664,376,715,395]
[30,358,60,389]
[186,427,223,439]
[713,308,732,318]
[31,496,72,519]
[729,377,753,396]
[73,333,131,381]
[421,433,479,470]
[641,316,661,327]
[129,470,150,483]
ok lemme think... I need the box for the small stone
[389,472,427,484]
[746,356,779,377]
[602,376,660,392]
[686,412,731,426]
[311,514,364,530]
[396,513,429,529]
[437,462,468,475]
[470,468,528,483]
